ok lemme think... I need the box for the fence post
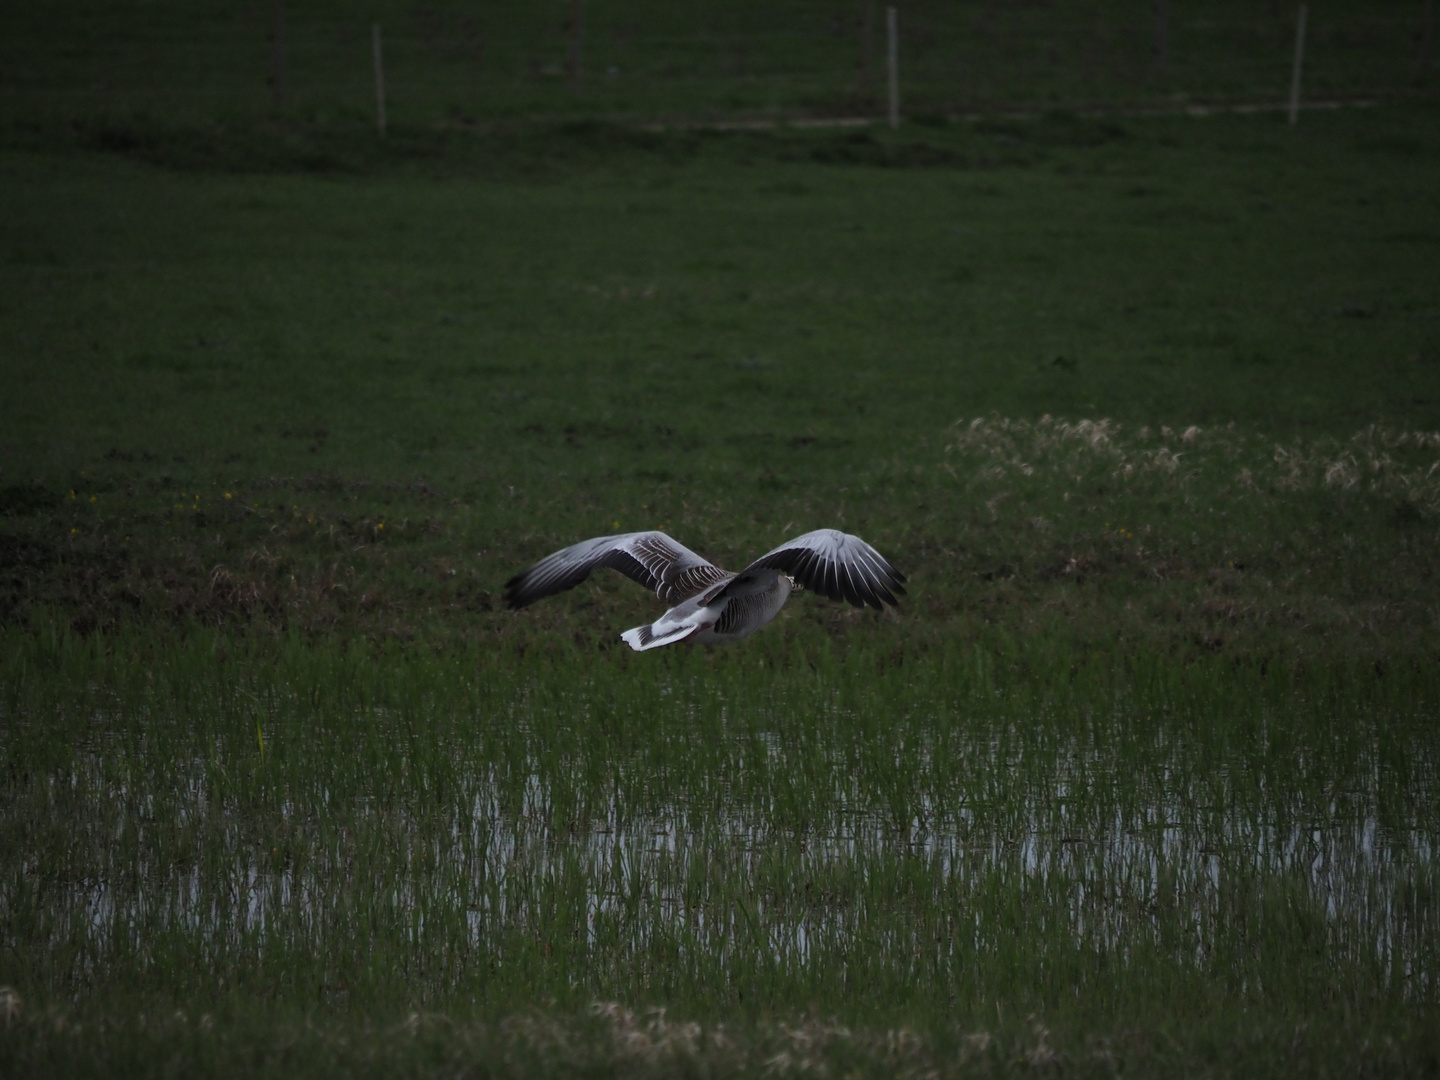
[1153,0,1170,75]
[269,0,287,109]
[373,23,387,136]
[1288,4,1307,126]
[886,6,899,129]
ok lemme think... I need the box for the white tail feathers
[621,621,697,652]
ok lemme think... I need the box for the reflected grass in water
[2,629,1438,1030]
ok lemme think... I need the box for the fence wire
[2,2,1434,126]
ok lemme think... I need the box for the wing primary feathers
[842,560,864,607]
[793,550,815,587]
[853,545,904,599]
[740,529,904,610]
[509,528,905,619]
[853,549,896,606]
[505,531,727,609]
[850,562,875,608]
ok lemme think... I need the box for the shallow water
[13,690,1437,1009]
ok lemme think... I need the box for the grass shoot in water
[2,629,1435,1033]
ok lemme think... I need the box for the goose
[504,529,905,651]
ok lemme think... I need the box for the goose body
[504,529,904,651]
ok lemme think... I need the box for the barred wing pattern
[740,529,906,610]
[504,531,733,610]
[714,590,778,635]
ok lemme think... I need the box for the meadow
[2,36,1440,1076]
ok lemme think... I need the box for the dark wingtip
[870,574,904,609]
[503,573,529,610]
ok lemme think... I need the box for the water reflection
[30,716,1436,996]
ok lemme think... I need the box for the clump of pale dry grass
[487,1005,1119,1078]
[946,416,1440,514]
[0,986,21,1026]
[488,1002,998,1078]
[587,1001,721,1067]
[930,416,1440,656]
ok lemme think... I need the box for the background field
[4,104,1439,660]
[2,3,1440,1076]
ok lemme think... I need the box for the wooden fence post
[1288,3,1307,126]
[886,6,899,128]
[373,23,387,136]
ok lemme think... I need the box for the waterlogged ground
[4,639,1437,1045]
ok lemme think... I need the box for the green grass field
[2,29,1440,1075]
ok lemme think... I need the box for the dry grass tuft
[947,416,1440,512]
[0,986,22,1027]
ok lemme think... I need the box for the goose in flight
[505,529,905,651]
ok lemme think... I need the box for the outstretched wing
[741,529,905,610]
[504,532,733,610]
